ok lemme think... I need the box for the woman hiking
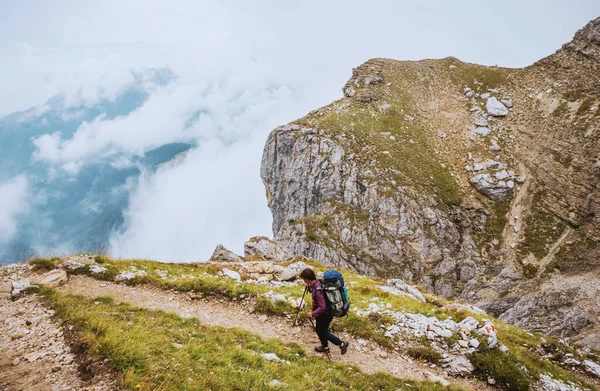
[300,268,349,354]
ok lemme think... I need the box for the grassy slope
[31,256,597,390]
[38,288,453,391]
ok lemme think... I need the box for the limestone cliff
[260,18,600,348]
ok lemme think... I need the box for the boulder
[386,279,426,302]
[473,127,491,136]
[469,173,514,201]
[486,97,508,117]
[60,260,86,271]
[584,360,600,378]
[275,268,297,282]
[441,355,475,375]
[11,279,30,296]
[244,237,286,263]
[89,265,107,274]
[35,269,68,287]
[222,268,241,281]
[210,244,243,263]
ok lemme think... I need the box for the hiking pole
[309,317,332,362]
[292,285,308,326]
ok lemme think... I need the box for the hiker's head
[300,268,316,286]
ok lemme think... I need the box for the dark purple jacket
[309,280,328,317]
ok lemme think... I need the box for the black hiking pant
[315,313,341,348]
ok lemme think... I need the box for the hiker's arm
[311,289,327,317]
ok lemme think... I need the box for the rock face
[260,18,600,349]
[244,237,286,263]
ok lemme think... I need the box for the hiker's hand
[306,311,314,318]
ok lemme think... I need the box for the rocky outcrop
[33,269,68,288]
[261,18,600,348]
[210,244,243,263]
[244,237,286,263]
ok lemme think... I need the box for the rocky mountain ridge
[260,17,600,349]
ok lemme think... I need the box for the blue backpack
[318,270,351,317]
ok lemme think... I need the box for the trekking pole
[309,317,332,362]
[292,285,308,326]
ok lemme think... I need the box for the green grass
[476,200,511,247]
[576,97,594,115]
[55,256,597,390]
[407,346,442,364]
[470,348,532,391]
[29,257,60,271]
[38,288,457,391]
[519,191,567,261]
[552,102,568,117]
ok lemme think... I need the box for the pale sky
[0,1,598,261]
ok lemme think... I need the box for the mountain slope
[3,255,600,390]
[260,17,600,348]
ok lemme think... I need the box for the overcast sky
[1,1,598,261]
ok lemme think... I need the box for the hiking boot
[340,341,349,355]
[315,345,330,353]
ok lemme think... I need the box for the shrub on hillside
[470,348,532,391]
[29,257,59,271]
[407,346,442,364]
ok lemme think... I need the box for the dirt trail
[0,269,121,391]
[59,275,495,391]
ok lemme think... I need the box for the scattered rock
[427,373,450,387]
[11,279,30,296]
[383,279,426,302]
[268,380,284,388]
[469,338,480,348]
[473,127,491,137]
[535,374,583,391]
[474,115,488,127]
[60,260,86,271]
[486,97,509,117]
[261,353,289,364]
[441,355,475,375]
[115,269,147,281]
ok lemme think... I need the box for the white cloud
[0,176,30,242]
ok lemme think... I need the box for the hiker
[300,268,349,355]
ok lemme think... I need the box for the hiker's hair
[300,268,317,281]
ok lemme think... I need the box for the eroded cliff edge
[261,18,600,348]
